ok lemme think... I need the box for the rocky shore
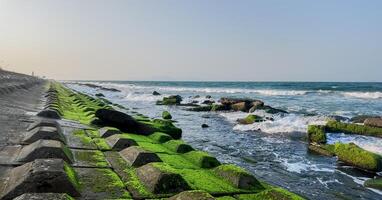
[0,72,304,199]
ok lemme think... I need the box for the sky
[0,0,381,81]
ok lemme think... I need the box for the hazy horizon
[1,0,381,82]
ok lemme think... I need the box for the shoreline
[0,71,304,199]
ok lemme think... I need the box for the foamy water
[327,133,382,155]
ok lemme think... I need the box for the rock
[201,100,215,105]
[163,140,194,153]
[260,105,288,114]
[205,95,212,99]
[328,115,349,122]
[95,109,138,131]
[307,125,326,144]
[0,159,80,199]
[308,144,335,157]
[325,120,382,138]
[105,134,138,150]
[211,104,230,111]
[37,109,61,119]
[23,126,66,144]
[156,95,183,105]
[95,93,104,97]
[169,190,215,200]
[201,124,209,128]
[249,100,265,113]
[334,142,382,172]
[351,115,378,123]
[187,105,213,112]
[213,164,263,190]
[193,95,200,98]
[152,91,161,96]
[137,163,190,194]
[364,117,382,128]
[184,151,220,168]
[237,114,263,125]
[17,140,73,163]
[99,127,121,138]
[162,111,172,120]
[13,193,73,200]
[119,146,162,167]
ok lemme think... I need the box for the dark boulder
[364,117,382,128]
[202,100,215,105]
[95,93,104,97]
[156,95,183,105]
[95,109,138,131]
[152,91,161,96]
[201,124,209,128]
[350,115,378,123]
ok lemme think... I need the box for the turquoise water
[66,81,382,200]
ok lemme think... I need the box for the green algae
[74,150,109,167]
[123,133,154,143]
[142,119,182,139]
[183,151,221,168]
[149,132,172,143]
[157,153,199,169]
[93,138,111,150]
[307,125,326,144]
[214,164,251,176]
[72,129,93,146]
[162,111,172,120]
[90,168,131,198]
[235,188,305,200]
[334,142,382,172]
[216,196,237,200]
[64,162,81,190]
[163,139,194,153]
[137,142,174,154]
[124,167,153,197]
[325,120,382,138]
[237,114,264,124]
[87,130,101,138]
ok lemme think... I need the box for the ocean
[65,81,382,199]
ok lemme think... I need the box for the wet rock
[201,124,209,128]
[328,115,349,122]
[261,105,288,114]
[99,127,121,138]
[137,163,190,194]
[308,144,335,157]
[201,100,215,105]
[95,109,139,131]
[95,93,104,97]
[205,95,212,99]
[105,134,138,151]
[23,126,66,144]
[307,125,326,144]
[237,114,264,125]
[187,105,213,112]
[37,109,61,119]
[119,146,162,167]
[249,100,265,113]
[152,91,161,95]
[350,115,378,123]
[364,177,382,190]
[17,139,73,163]
[364,117,382,128]
[214,164,263,190]
[162,111,172,120]
[169,190,215,200]
[193,95,200,98]
[156,95,183,105]
[13,193,73,200]
[0,159,80,200]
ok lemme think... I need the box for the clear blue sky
[0,0,381,81]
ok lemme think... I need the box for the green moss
[87,130,101,138]
[214,164,251,176]
[188,105,213,112]
[74,150,109,167]
[307,125,327,144]
[148,132,172,143]
[235,188,305,200]
[163,140,194,153]
[211,104,229,111]
[73,129,93,145]
[334,142,382,172]
[123,167,153,197]
[162,111,172,120]
[142,119,182,139]
[156,95,182,105]
[92,138,111,150]
[364,178,382,190]
[325,120,382,138]
[216,196,237,200]
[237,114,264,124]
[64,162,81,189]
[183,151,221,168]
[123,133,154,143]
[137,142,174,154]
[157,153,199,169]
[152,163,243,193]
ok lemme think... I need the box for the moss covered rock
[162,111,172,120]
[325,120,382,138]
[214,164,263,190]
[237,115,264,125]
[334,142,382,172]
[156,95,182,105]
[235,187,305,200]
[307,125,326,144]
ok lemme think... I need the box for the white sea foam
[327,133,382,155]
[342,91,382,99]
[226,112,328,134]
[278,156,334,173]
